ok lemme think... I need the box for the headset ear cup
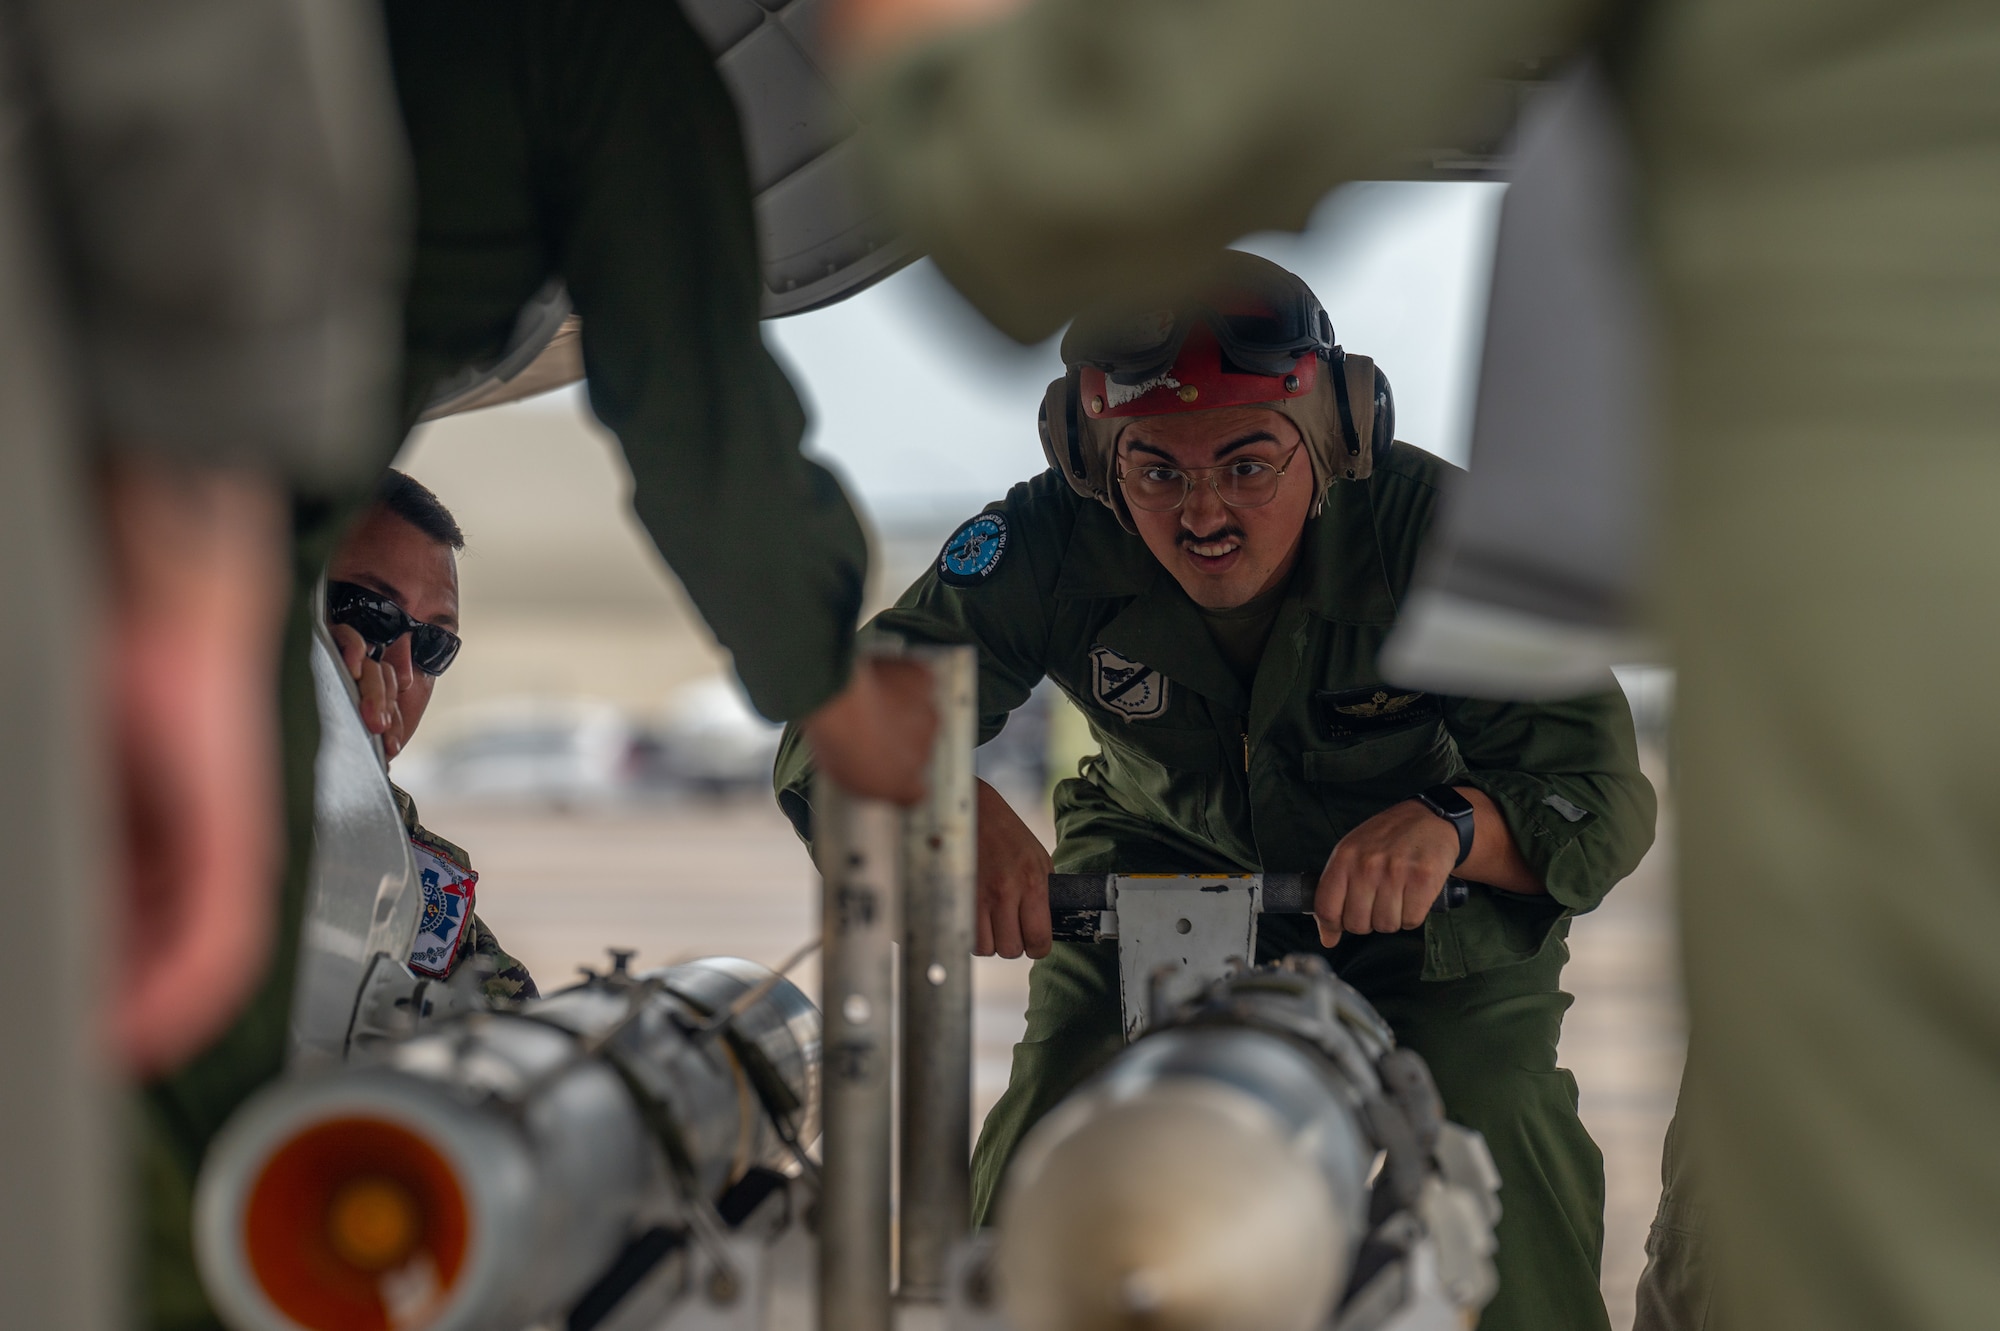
[1037,381,1062,474]
[1333,352,1379,481]
[1371,365,1395,467]
[1039,373,1097,499]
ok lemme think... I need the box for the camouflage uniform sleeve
[394,783,538,1003]
[455,915,540,1006]
[773,469,1077,842]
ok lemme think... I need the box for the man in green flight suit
[776,254,1657,1331]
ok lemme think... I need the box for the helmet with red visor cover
[1037,252,1394,533]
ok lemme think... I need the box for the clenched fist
[974,778,1053,958]
[1313,787,1542,947]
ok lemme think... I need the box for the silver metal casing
[289,598,422,1071]
[198,961,820,1331]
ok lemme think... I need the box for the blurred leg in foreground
[0,0,406,1325]
[0,278,118,1331]
[1633,1089,1712,1331]
[839,0,2000,1324]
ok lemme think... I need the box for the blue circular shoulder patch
[938,512,1009,587]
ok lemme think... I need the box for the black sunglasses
[326,580,462,676]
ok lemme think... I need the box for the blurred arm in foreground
[0,0,405,1326]
[102,463,290,1076]
[843,0,1597,342]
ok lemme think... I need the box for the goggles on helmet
[1059,267,1336,386]
[1038,252,1393,535]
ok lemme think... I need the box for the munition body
[195,958,818,1331]
[995,957,1501,1331]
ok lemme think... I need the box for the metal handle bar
[1046,873,1470,940]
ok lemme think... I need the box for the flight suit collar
[1054,482,1401,616]
[1293,480,1401,628]
[1052,483,1401,715]
[1052,502,1155,600]
[1055,506,1249,713]
[1244,483,1401,744]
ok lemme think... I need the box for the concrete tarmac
[449,756,1680,1330]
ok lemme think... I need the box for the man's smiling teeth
[1188,538,1240,558]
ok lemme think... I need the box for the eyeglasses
[326,581,462,676]
[1115,444,1306,513]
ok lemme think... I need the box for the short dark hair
[375,469,464,550]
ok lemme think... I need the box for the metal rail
[898,646,977,1303]
[815,777,899,1331]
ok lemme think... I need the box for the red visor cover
[1078,322,1317,420]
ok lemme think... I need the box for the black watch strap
[1414,784,1475,868]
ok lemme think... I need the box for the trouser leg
[1633,1083,1713,1331]
[1340,930,1609,1331]
[970,940,1123,1226]
[0,307,116,1330]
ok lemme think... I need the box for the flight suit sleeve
[856,0,1607,341]
[1443,686,1656,915]
[774,471,1076,841]
[554,0,867,723]
[24,0,407,487]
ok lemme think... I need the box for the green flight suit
[776,444,1656,1331]
[143,3,871,1323]
[854,2,2000,1325]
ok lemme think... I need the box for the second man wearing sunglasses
[327,470,537,1005]
[775,253,1657,1331]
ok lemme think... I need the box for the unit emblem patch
[938,512,1009,586]
[1090,645,1170,720]
[408,841,477,978]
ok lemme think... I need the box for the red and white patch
[408,841,477,978]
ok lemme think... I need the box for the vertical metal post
[816,774,900,1331]
[898,646,978,1302]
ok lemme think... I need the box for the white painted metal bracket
[1109,874,1261,1041]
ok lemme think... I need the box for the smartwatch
[1414,785,1475,868]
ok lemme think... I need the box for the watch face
[1421,785,1475,819]
[1418,786,1475,868]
